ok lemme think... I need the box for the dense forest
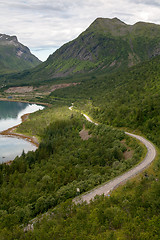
[1,55,160,238]
[12,160,160,239]
[16,55,160,239]
[0,106,143,238]
[52,55,160,145]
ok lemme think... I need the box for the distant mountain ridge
[3,17,160,84]
[39,18,160,77]
[0,34,41,74]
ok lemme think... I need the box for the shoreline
[0,103,45,164]
[0,113,38,165]
[0,98,51,148]
[0,97,52,107]
[0,113,39,148]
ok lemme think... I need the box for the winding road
[24,107,157,231]
[70,109,157,204]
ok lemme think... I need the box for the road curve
[73,112,157,204]
[24,108,157,231]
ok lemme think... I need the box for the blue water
[0,101,44,163]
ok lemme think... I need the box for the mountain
[2,19,160,239]
[0,34,41,74]
[25,17,160,80]
[2,17,160,86]
[2,40,160,239]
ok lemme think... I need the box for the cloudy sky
[1,0,160,61]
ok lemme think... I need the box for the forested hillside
[1,55,160,238]
[52,55,160,146]
[0,106,143,238]
[1,18,160,240]
[1,56,160,239]
[14,54,160,239]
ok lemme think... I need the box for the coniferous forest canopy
[1,19,160,239]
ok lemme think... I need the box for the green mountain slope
[1,55,160,239]
[0,34,41,74]
[46,17,160,76]
[18,55,160,239]
[2,17,160,86]
[51,54,160,146]
[2,24,160,238]
[27,18,160,77]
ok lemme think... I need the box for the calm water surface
[0,101,44,163]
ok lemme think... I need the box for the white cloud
[129,0,160,7]
[0,0,160,60]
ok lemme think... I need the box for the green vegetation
[12,157,160,240]
[35,18,160,78]
[0,106,143,237]
[10,55,160,239]
[0,46,40,75]
[2,18,160,87]
[51,55,160,146]
[0,34,41,75]
[2,18,160,239]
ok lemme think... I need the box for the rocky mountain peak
[0,33,41,74]
[7,17,160,81]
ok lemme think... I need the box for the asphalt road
[73,113,157,204]
[25,109,157,231]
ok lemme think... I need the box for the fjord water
[0,101,44,163]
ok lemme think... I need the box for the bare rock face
[0,33,41,74]
[0,34,18,45]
